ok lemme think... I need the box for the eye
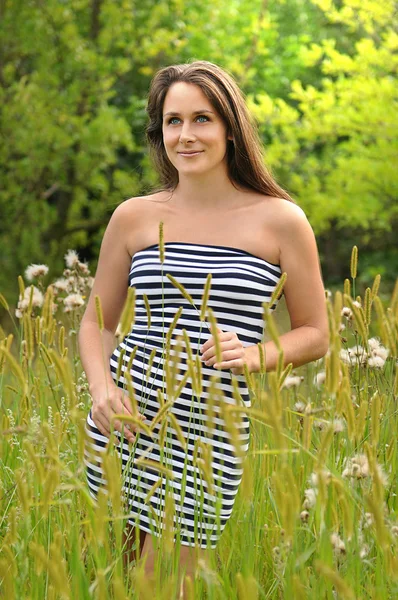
[166,115,210,125]
[196,115,209,122]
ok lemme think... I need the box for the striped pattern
[84,242,281,548]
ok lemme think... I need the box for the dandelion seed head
[372,346,389,361]
[364,512,374,528]
[303,487,317,509]
[64,249,80,268]
[63,293,85,311]
[360,544,370,559]
[53,278,69,292]
[342,454,386,485]
[367,355,386,369]
[333,418,346,433]
[349,345,366,357]
[294,401,306,414]
[282,375,303,389]
[330,533,346,554]
[341,307,353,319]
[15,285,44,317]
[25,263,49,281]
[314,371,326,386]
[339,349,352,365]
[78,261,90,275]
[343,454,369,479]
[368,337,381,351]
[309,469,331,488]
[304,403,313,415]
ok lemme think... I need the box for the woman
[79,61,328,587]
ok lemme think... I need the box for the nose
[179,121,196,144]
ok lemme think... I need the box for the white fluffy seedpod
[314,371,326,386]
[63,293,85,312]
[282,375,303,389]
[300,510,309,523]
[339,349,352,365]
[330,533,346,554]
[15,285,44,318]
[332,418,346,433]
[25,263,49,281]
[367,355,386,369]
[53,278,69,292]
[341,307,353,319]
[64,249,80,268]
[342,454,388,486]
[342,454,369,479]
[372,345,389,361]
[360,544,370,559]
[303,488,317,509]
[294,401,306,414]
[368,337,381,351]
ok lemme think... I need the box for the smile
[178,151,203,157]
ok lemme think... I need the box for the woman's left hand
[200,328,249,375]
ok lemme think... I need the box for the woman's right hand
[90,382,145,445]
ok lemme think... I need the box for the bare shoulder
[110,191,170,254]
[259,196,309,231]
[114,190,167,217]
[110,191,168,231]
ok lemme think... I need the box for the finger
[116,395,135,419]
[93,414,111,439]
[200,328,227,352]
[204,349,244,367]
[202,340,238,362]
[119,393,135,416]
[213,356,245,368]
[113,400,147,431]
[110,417,136,443]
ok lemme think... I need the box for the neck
[170,167,245,211]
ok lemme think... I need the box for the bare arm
[78,200,142,441]
[247,204,329,372]
[78,202,132,391]
[200,202,329,374]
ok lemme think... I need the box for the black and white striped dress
[84,242,281,548]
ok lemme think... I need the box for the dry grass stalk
[119,286,136,339]
[200,273,212,322]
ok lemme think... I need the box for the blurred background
[0,0,397,307]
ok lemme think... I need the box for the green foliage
[0,0,397,301]
[249,0,398,235]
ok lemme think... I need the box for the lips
[178,151,203,155]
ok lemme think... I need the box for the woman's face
[162,82,231,176]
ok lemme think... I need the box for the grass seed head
[159,221,165,263]
[350,245,358,279]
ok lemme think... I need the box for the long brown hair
[146,60,294,202]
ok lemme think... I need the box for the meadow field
[0,247,397,599]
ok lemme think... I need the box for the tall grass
[0,249,397,599]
